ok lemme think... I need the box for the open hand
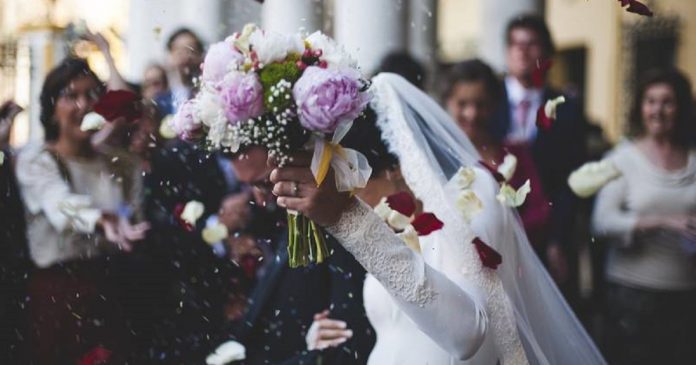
[305,310,353,351]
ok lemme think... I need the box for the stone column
[408,0,438,85]
[479,0,544,72]
[333,0,407,75]
[262,0,322,35]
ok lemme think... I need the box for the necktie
[516,99,532,132]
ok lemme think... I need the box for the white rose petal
[206,340,246,365]
[181,200,205,226]
[202,222,229,244]
[497,154,518,182]
[456,189,483,222]
[544,96,566,120]
[497,180,531,208]
[387,210,412,231]
[80,112,106,131]
[233,23,258,55]
[568,159,621,198]
[373,197,392,221]
[159,115,176,139]
[398,225,421,253]
[455,167,476,190]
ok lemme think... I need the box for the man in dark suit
[141,138,247,363]
[222,146,375,365]
[491,15,587,296]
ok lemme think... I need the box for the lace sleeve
[326,199,488,360]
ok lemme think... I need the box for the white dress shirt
[505,76,544,144]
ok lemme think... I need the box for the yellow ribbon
[314,142,349,186]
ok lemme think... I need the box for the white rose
[181,200,205,226]
[80,112,106,131]
[202,222,229,244]
[397,225,421,253]
[206,340,246,365]
[373,197,392,221]
[456,189,483,222]
[544,96,566,120]
[455,167,476,190]
[305,31,358,69]
[497,154,518,182]
[387,210,412,231]
[196,87,227,127]
[568,159,621,198]
[497,180,531,208]
[250,30,304,65]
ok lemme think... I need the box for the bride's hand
[305,310,353,351]
[270,152,354,227]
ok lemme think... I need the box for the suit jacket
[141,140,244,363]
[234,233,375,365]
[491,85,587,247]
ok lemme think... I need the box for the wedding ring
[292,181,300,197]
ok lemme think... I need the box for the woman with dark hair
[443,59,551,252]
[15,57,149,364]
[592,68,696,365]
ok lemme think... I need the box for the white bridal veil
[368,73,607,365]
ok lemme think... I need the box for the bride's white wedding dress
[324,74,607,365]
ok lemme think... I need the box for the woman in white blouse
[16,58,148,364]
[592,69,696,365]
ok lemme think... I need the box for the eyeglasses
[58,88,102,103]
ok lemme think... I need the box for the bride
[271,73,606,365]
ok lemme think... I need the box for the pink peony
[220,73,264,124]
[292,66,370,134]
[170,99,204,141]
[202,41,244,83]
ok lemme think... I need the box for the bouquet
[170,24,372,267]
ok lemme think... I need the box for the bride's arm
[325,198,488,360]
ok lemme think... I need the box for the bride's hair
[341,106,399,176]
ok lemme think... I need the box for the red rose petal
[535,105,554,130]
[78,346,112,365]
[174,203,194,232]
[478,161,506,183]
[531,59,552,88]
[618,0,653,17]
[94,89,143,123]
[386,191,416,217]
[472,237,502,270]
[411,213,444,236]
[240,254,258,279]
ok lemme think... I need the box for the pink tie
[516,99,531,131]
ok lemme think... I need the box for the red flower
[174,203,194,232]
[386,191,416,217]
[93,89,143,123]
[472,237,502,270]
[411,213,444,236]
[618,0,653,17]
[78,346,112,365]
[531,59,552,88]
[478,161,506,183]
[536,105,554,130]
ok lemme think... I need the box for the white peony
[455,167,477,190]
[180,200,205,226]
[80,112,106,131]
[457,189,483,222]
[206,340,246,365]
[497,180,531,208]
[250,29,304,65]
[398,225,421,253]
[568,159,621,198]
[497,154,518,182]
[305,31,358,69]
[196,87,227,128]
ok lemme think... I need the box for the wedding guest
[218,146,375,364]
[166,27,204,108]
[15,57,149,365]
[142,63,170,101]
[592,68,696,365]
[491,14,587,288]
[443,59,550,249]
